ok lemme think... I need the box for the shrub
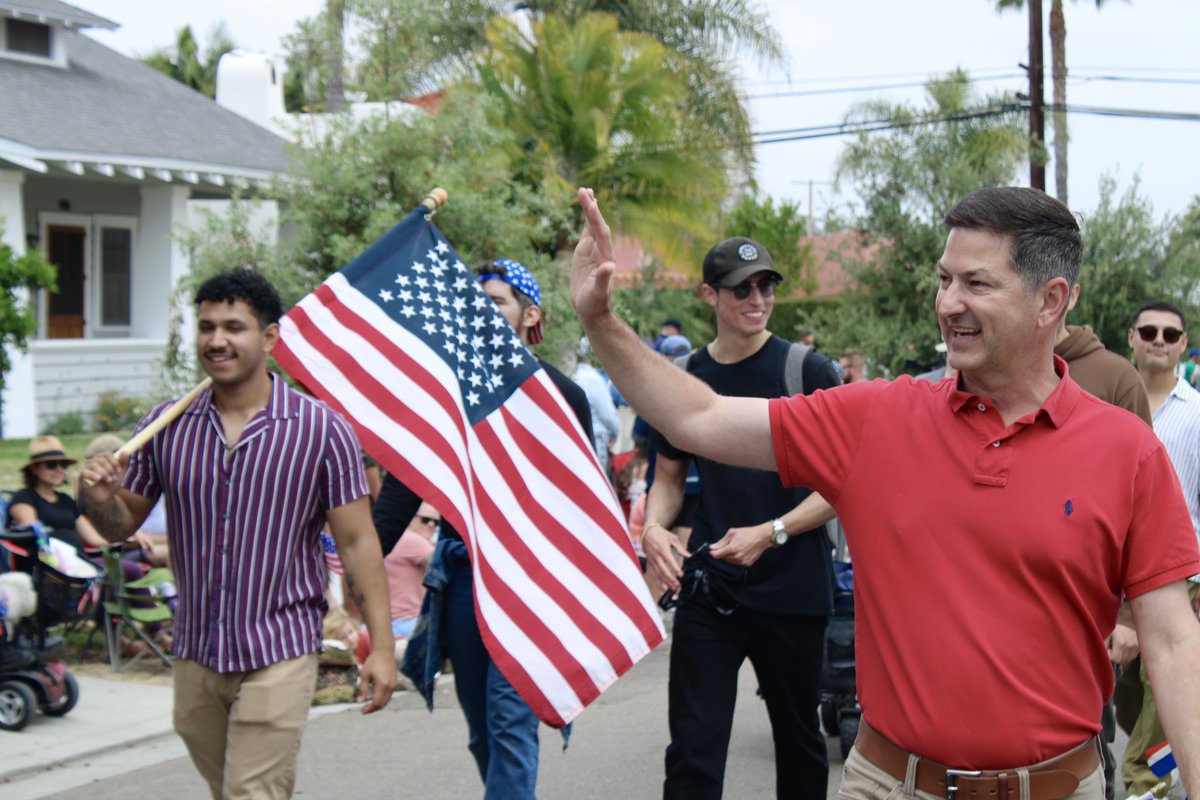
[94,391,147,432]
[42,411,86,436]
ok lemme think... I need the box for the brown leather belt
[855,720,1101,800]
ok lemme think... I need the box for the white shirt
[1152,377,1200,556]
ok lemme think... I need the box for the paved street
[13,637,844,800]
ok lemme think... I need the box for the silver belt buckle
[945,769,983,800]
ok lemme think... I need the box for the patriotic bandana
[477,258,543,344]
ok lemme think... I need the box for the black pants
[664,587,829,800]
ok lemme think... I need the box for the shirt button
[977,403,987,412]
[224,479,231,487]
[992,441,1001,448]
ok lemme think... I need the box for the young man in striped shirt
[83,270,396,799]
[1124,300,1200,797]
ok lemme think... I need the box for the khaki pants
[838,745,1105,800]
[173,654,319,800]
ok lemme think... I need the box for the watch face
[773,529,788,546]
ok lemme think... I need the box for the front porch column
[131,184,191,339]
[0,169,36,439]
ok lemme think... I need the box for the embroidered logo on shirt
[1064,499,1074,517]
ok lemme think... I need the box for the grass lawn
[0,431,132,496]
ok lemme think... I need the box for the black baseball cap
[702,237,782,287]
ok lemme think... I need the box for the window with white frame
[3,18,53,59]
[93,216,135,332]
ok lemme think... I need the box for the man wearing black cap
[641,236,841,799]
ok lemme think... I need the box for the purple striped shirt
[124,373,368,672]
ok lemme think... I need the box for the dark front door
[47,225,85,339]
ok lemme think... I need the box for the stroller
[820,521,860,760]
[0,524,94,731]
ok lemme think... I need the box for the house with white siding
[0,0,290,438]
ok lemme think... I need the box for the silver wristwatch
[770,517,788,547]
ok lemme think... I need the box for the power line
[751,103,1200,145]
[747,73,1200,101]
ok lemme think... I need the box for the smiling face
[935,227,1049,387]
[30,460,68,490]
[196,299,278,387]
[703,270,776,338]
[1129,308,1188,376]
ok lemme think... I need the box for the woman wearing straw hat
[5,435,108,554]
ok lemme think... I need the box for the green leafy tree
[0,221,57,410]
[140,23,236,98]
[474,12,727,263]
[812,71,1027,376]
[1071,177,1200,350]
[263,87,580,369]
[723,195,813,293]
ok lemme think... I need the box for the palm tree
[995,0,1126,205]
[475,12,728,263]
[517,0,785,172]
[140,23,236,98]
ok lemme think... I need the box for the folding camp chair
[97,548,173,671]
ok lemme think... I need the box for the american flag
[272,204,665,727]
[320,531,343,577]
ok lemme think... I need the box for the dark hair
[1130,300,1187,332]
[474,261,535,313]
[944,187,1082,293]
[194,269,284,329]
[662,318,683,333]
[21,465,37,491]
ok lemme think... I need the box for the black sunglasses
[416,515,440,527]
[39,460,70,469]
[1136,325,1184,345]
[717,278,779,301]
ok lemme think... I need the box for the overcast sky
[83,0,1200,224]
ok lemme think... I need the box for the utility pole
[1028,0,1046,191]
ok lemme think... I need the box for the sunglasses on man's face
[1136,325,1185,345]
[719,278,779,301]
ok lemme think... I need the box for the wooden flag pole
[82,377,212,486]
[420,187,448,213]
[115,376,212,457]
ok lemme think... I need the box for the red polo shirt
[769,357,1199,768]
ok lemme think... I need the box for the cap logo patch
[738,243,758,261]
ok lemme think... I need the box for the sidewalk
[0,669,356,800]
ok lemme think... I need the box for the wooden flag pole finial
[420,188,449,213]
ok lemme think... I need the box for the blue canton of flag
[351,235,539,425]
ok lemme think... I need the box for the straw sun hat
[22,435,78,469]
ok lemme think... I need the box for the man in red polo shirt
[570,186,1200,800]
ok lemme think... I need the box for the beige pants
[838,745,1105,800]
[173,654,319,800]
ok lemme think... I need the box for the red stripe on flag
[492,403,660,648]
[471,423,632,679]
[275,294,475,521]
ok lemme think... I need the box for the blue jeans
[441,567,540,800]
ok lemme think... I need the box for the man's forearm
[87,496,139,543]
[339,538,395,651]
[779,492,838,537]
[644,478,685,537]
